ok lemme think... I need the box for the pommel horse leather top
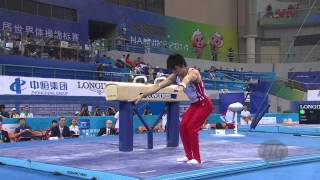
[105,82,188,102]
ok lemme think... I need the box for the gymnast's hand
[130,93,144,104]
[174,85,184,92]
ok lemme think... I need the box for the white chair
[133,76,147,84]
[154,77,166,84]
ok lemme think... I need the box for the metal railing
[277,77,307,92]
[258,2,320,20]
[215,70,276,82]
[1,63,132,82]
[0,63,248,91]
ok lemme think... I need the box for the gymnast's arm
[181,69,200,85]
[175,69,200,91]
[131,73,176,103]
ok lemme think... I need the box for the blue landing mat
[239,124,320,135]
[0,131,320,179]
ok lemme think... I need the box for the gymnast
[132,53,212,164]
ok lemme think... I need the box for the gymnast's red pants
[179,97,212,163]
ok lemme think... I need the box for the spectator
[279,9,287,18]
[114,111,119,132]
[0,104,9,118]
[20,105,33,118]
[209,70,216,80]
[240,105,252,125]
[0,121,10,143]
[93,106,103,116]
[264,4,274,18]
[69,117,80,136]
[3,32,14,54]
[201,119,211,130]
[14,118,33,141]
[136,58,147,69]
[79,104,90,116]
[153,113,167,132]
[148,67,155,83]
[211,108,235,129]
[75,111,80,116]
[125,54,135,67]
[115,59,125,68]
[274,9,281,18]
[211,122,227,129]
[156,69,165,78]
[220,108,236,129]
[45,120,58,139]
[129,66,136,81]
[46,32,61,59]
[143,106,152,115]
[134,65,143,75]
[135,57,142,65]
[50,116,71,138]
[97,120,117,136]
[227,48,234,62]
[9,108,19,118]
[106,107,117,116]
[12,36,22,55]
[120,54,126,62]
[23,33,37,57]
[138,125,148,133]
[287,4,296,17]
[96,63,104,81]
[209,66,216,72]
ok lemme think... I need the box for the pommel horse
[105,82,188,152]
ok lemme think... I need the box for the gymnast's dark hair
[166,53,187,70]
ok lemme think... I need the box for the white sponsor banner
[307,90,320,101]
[0,76,108,97]
[258,116,277,125]
[3,124,19,133]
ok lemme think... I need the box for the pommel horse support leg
[167,102,180,147]
[119,101,133,152]
[105,82,188,152]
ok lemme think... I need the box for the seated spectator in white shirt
[214,108,236,129]
[161,113,167,131]
[154,113,167,132]
[240,105,252,125]
[114,111,119,132]
[69,117,80,137]
[19,105,33,118]
[97,120,117,136]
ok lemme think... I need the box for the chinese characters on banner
[1,21,80,42]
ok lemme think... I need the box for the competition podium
[105,82,188,151]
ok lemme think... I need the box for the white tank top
[176,68,207,103]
